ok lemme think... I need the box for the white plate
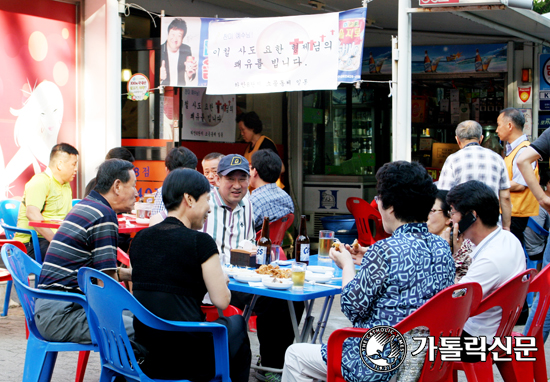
[234,273,262,283]
[135,217,150,225]
[305,272,333,283]
[307,265,334,274]
[225,268,253,278]
[262,278,293,290]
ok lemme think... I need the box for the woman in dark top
[130,168,251,381]
[237,111,285,189]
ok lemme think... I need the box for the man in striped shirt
[203,154,255,264]
[34,159,137,344]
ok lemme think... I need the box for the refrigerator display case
[301,84,390,237]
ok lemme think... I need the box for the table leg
[299,300,316,343]
[311,295,335,344]
[287,300,301,342]
[242,294,259,323]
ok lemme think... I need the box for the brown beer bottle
[295,215,310,265]
[257,217,272,266]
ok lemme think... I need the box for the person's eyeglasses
[429,208,443,214]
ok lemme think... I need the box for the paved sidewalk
[0,294,548,381]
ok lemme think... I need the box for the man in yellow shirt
[15,143,79,259]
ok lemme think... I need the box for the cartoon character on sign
[0,80,63,198]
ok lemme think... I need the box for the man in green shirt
[15,143,79,259]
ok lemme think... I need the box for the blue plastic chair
[72,199,81,207]
[1,244,96,382]
[1,222,43,264]
[78,267,231,382]
[0,240,28,317]
[0,199,21,226]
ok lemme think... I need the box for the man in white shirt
[446,180,525,361]
[160,18,197,86]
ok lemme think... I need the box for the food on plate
[331,242,341,251]
[256,264,291,279]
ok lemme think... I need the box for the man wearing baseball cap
[203,154,302,380]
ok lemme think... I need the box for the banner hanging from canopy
[206,13,340,95]
[160,9,367,94]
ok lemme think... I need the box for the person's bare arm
[103,267,132,282]
[509,181,526,192]
[202,255,231,310]
[517,147,550,212]
[26,205,54,241]
[499,188,511,231]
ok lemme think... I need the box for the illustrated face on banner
[0,1,77,199]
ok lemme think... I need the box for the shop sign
[419,0,532,8]
[540,54,550,91]
[540,91,550,111]
[127,73,150,101]
[539,114,550,128]
[517,87,531,104]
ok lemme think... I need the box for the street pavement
[0,287,548,381]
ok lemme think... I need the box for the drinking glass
[292,262,307,291]
[318,230,334,259]
[270,245,280,264]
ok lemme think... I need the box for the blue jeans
[523,242,550,342]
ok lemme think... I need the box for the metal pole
[396,0,412,161]
[391,36,398,162]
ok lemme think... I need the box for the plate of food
[234,273,262,283]
[256,264,292,279]
[307,265,334,274]
[262,277,293,290]
[305,272,333,283]
[225,267,253,278]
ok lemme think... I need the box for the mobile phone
[458,212,477,235]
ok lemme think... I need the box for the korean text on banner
[181,88,236,142]
[338,8,367,83]
[206,13,339,95]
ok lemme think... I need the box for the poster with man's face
[160,17,205,87]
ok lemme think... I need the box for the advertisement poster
[181,88,236,142]
[0,1,77,199]
[206,13,339,94]
[363,43,507,75]
[160,17,215,88]
[338,8,367,83]
[539,54,550,110]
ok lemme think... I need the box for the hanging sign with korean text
[206,13,339,95]
[127,73,150,101]
[338,8,367,83]
[181,88,236,142]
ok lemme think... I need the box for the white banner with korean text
[206,13,339,95]
[181,88,236,142]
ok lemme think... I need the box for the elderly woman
[282,161,455,382]
[427,190,473,283]
[130,168,251,382]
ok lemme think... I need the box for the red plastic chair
[255,213,294,260]
[451,269,537,382]
[327,282,483,382]
[201,304,259,332]
[346,197,389,246]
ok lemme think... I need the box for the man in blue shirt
[249,149,294,232]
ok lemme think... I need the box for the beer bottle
[475,49,482,72]
[257,217,271,266]
[369,52,376,74]
[424,50,431,73]
[295,215,310,265]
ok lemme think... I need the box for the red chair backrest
[116,248,130,267]
[0,240,27,254]
[525,265,550,338]
[327,282,483,382]
[201,304,242,322]
[472,268,537,339]
[346,197,389,246]
[255,213,294,246]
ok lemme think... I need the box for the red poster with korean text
[0,0,77,199]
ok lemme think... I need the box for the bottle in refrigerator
[295,215,310,265]
[257,217,271,266]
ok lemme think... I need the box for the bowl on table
[234,272,262,283]
[225,267,253,278]
[305,271,333,283]
[307,265,334,274]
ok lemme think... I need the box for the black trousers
[24,238,50,261]
[510,216,529,247]
[231,291,305,369]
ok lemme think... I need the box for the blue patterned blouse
[321,223,454,382]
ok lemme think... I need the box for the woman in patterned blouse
[281,161,455,382]
[427,190,473,283]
